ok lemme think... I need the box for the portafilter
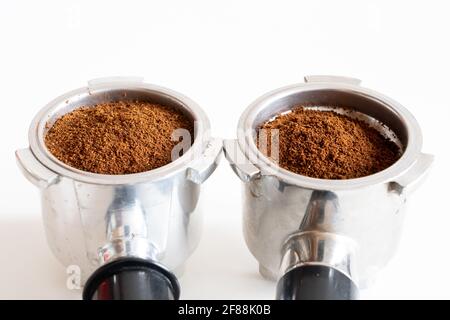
[224,75,433,300]
[16,77,222,300]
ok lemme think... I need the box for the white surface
[0,0,449,299]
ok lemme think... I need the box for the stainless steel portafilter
[16,78,222,300]
[224,75,433,300]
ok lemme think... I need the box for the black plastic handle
[276,265,358,300]
[83,258,180,300]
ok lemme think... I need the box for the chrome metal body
[16,78,222,282]
[224,75,433,287]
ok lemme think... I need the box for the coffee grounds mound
[257,107,400,179]
[45,101,194,175]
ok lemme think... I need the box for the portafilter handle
[83,258,180,300]
[276,190,359,300]
[276,265,358,300]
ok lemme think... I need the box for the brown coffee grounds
[257,107,400,179]
[45,101,194,174]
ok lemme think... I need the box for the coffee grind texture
[45,101,194,174]
[258,107,400,179]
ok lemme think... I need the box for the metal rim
[29,82,211,185]
[237,81,423,190]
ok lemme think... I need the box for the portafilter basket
[224,75,433,300]
[16,77,222,300]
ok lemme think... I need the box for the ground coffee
[45,101,194,174]
[257,107,400,179]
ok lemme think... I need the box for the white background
[0,0,449,299]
